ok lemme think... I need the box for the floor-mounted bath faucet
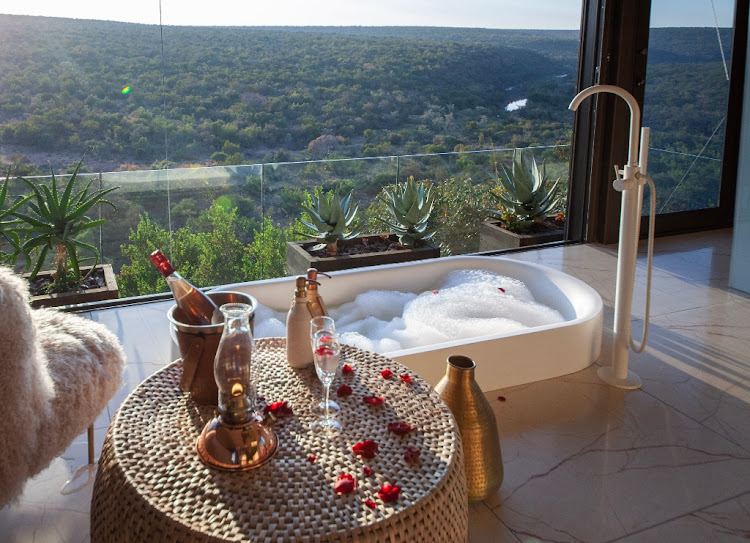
[569,85,657,390]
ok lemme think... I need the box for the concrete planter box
[26,264,119,308]
[478,220,564,251]
[286,234,441,276]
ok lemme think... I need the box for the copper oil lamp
[196,303,278,470]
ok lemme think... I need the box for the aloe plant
[487,149,561,229]
[378,177,436,247]
[0,173,32,266]
[14,159,119,292]
[298,189,360,256]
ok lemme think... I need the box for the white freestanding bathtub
[222,256,603,392]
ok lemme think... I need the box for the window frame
[570,0,748,243]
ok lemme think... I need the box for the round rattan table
[90,338,467,542]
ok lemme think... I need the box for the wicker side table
[91,338,467,542]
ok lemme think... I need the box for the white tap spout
[569,84,641,168]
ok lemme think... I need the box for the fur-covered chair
[0,266,126,508]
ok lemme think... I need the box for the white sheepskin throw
[0,266,125,508]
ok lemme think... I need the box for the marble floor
[2,228,749,542]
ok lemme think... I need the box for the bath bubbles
[253,303,286,338]
[254,269,564,354]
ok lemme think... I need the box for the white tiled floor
[2,229,749,542]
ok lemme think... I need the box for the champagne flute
[310,316,340,418]
[310,331,343,437]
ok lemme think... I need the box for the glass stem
[324,383,331,421]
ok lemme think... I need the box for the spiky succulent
[487,149,561,228]
[15,159,118,291]
[298,189,360,254]
[0,174,32,265]
[378,177,436,247]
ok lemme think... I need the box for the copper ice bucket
[168,291,256,406]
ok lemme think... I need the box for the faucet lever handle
[613,165,638,192]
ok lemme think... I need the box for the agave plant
[15,159,119,292]
[487,149,561,229]
[0,173,32,266]
[298,189,360,256]
[378,177,436,247]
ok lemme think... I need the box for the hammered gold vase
[435,355,503,502]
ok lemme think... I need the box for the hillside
[0,15,732,179]
[0,15,578,172]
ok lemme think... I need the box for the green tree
[118,213,172,297]
[242,215,303,280]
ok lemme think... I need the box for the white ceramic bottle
[286,276,314,368]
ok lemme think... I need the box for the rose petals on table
[378,483,401,503]
[404,447,420,463]
[336,384,353,397]
[352,440,379,459]
[381,369,393,379]
[263,401,293,416]
[308,454,316,463]
[334,473,356,494]
[363,466,374,477]
[497,395,506,402]
[363,395,384,406]
[399,373,411,384]
[497,287,505,293]
[364,499,377,509]
[387,421,415,435]
[342,364,353,375]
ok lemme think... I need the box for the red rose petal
[399,373,412,384]
[342,364,353,375]
[308,454,316,463]
[315,345,334,357]
[497,395,506,402]
[334,473,356,494]
[263,401,293,416]
[387,421,415,435]
[498,287,506,293]
[364,499,377,509]
[337,384,353,397]
[363,466,374,477]
[378,483,401,503]
[381,369,393,379]
[363,396,384,406]
[352,440,379,459]
[404,447,420,463]
[432,289,439,294]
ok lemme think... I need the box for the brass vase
[435,355,503,502]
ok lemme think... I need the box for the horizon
[0,0,735,29]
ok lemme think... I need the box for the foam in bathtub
[254,269,564,356]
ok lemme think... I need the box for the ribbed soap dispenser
[306,268,330,318]
[286,276,316,368]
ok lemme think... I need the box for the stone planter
[26,264,119,308]
[478,220,564,251]
[286,234,441,276]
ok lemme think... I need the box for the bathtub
[222,256,603,392]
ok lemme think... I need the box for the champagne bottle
[149,250,219,326]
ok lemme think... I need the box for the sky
[0,0,736,29]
